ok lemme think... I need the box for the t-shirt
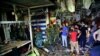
[80,27,87,36]
[70,31,78,42]
[93,29,100,41]
[62,26,69,36]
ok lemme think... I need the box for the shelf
[0,40,31,56]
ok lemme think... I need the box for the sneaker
[80,50,84,55]
[76,54,80,56]
[70,52,74,56]
[64,48,71,53]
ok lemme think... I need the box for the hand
[77,36,80,38]
[60,30,62,32]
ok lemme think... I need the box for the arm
[77,30,81,38]
[60,27,62,32]
[69,32,71,38]
[86,30,88,38]
[86,29,90,42]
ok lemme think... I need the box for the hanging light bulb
[12,11,15,15]
[67,0,75,12]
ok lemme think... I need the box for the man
[46,23,54,45]
[61,23,69,48]
[79,23,87,49]
[93,26,100,46]
[35,27,44,48]
[90,26,100,56]
[69,26,80,55]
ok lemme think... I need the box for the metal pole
[29,4,54,9]
[1,13,11,43]
[28,8,34,52]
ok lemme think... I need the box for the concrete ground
[39,44,89,56]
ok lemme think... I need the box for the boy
[69,26,80,55]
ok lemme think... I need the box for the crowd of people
[61,17,100,55]
[34,16,100,55]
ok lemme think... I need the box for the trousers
[61,35,67,47]
[79,35,86,48]
[70,41,79,54]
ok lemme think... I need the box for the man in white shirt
[93,26,100,46]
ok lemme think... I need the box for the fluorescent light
[67,0,75,12]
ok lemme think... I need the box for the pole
[46,8,49,28]
[28,8,34,52]
[30,4,54,9]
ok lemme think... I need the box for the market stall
[0,0,54,56]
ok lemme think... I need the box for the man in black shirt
[79,24,87,50]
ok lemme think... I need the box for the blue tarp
[90,45,100,56]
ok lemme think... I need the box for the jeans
[79,35,86,48]
[61,35,67,47]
